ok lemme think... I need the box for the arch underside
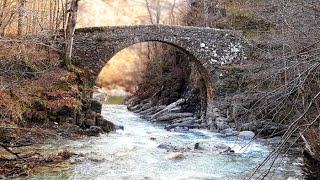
[97,39,215,115]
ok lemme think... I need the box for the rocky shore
[125,96,289,140]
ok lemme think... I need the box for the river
[29,104,304,180]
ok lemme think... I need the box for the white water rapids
[29,105,304,180]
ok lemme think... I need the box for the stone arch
[71,24,249,114]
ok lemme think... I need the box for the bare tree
[65,0,80,68]
[145,0,154,24]
[17,0,26,36]
[156,0,161,24]
[0,0,16,36]
[203,0,208,27]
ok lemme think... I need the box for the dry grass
[0,41,82,125]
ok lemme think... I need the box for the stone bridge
[71,24,251,113]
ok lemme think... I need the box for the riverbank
[26,105,305,179]
[0,42,118,178]
[1,102,318,179]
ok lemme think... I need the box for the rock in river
[115,125,124,131]
[82,126,103,136]
[166,152,185,160]
[238,131,255,140]
[195,141,232,153]
[173,126,189,133]
[221,128,239,137]
[96,119,116,133]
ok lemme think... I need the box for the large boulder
[221,128,239,136]
[82,126,103,136]
[90,100,102,113]
[238,131,255,140]
[221,128,234,136]
[83,110,97,128]
[96,117,115,133]
[57,105,76,117]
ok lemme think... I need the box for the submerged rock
[166,152,185,160]
[189,131,210,139]
[173,126,189,133]
[238,131,255,140]
[221,128,239,137]
[158,143,173,150]
[221,128,234,136]
[115,125,124,131]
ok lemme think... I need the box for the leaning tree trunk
[65,0,80,69]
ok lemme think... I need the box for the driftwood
[140,102,154,111]
[139,106,159,115]
[140,105,166,116]
[133,102,154,113]
[151,99,185,119]
[130,104,142,112]
[168,106,182,113]
[155,113,194,122]
[165,118,200,129]
[172,117,197,124]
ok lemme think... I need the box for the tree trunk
[0,0,8,27]
[65,0,80,69]
[156,0,160,24]
[17,0,26,36]
[203,0,208,27]
[145,0,154,24]
[0,0,8,35]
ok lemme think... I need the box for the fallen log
[129,104,141,111]
[151,99,185,119]
[172,117,197,124]
[168,106,182,113]
[165,118,196,128]
[134,102,154,113]
[140,106,163,116]
[145,105,166,115]
[155,113,194,122]
[141,105,167,119]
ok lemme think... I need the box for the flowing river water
[29,104,305,180]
